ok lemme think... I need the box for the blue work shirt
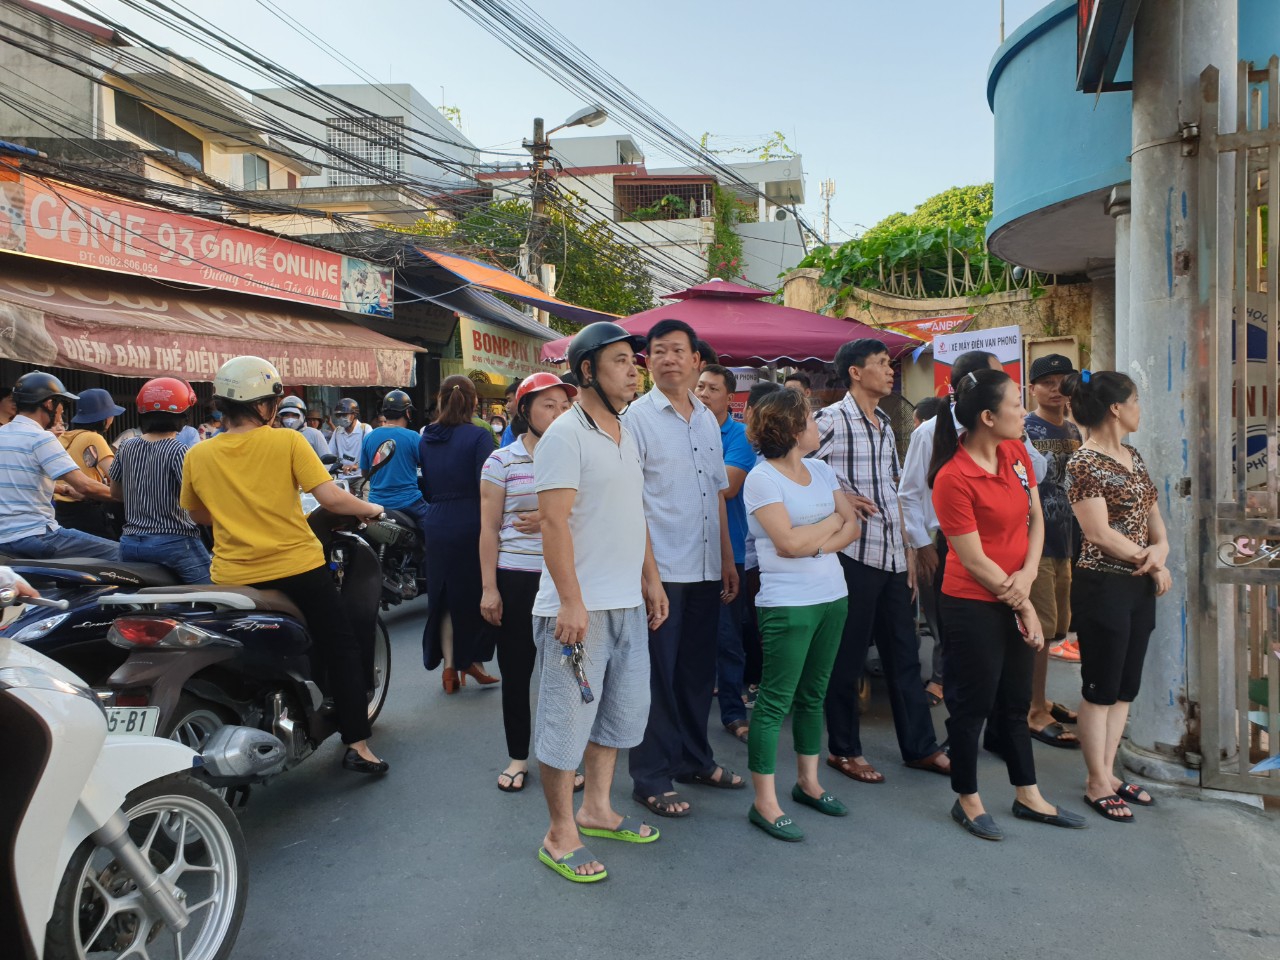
[361,426,424,510]
[719,414,756,566]
[500,424,516,447]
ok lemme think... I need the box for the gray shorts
[532,606,650,771]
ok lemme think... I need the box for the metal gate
[1196,58,1280,796]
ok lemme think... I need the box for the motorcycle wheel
[368,617,391,725]
[163,694,234,753]
[44,773,247,960]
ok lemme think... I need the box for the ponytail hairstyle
[1059,370,1134,428]
[928,368,1013,487]
[434,374,478,427]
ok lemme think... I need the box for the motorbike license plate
[105,706,160,737]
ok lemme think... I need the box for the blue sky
[51,0,1049,241]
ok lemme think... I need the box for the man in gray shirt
[532,322,668,883]
[626,319,742,819]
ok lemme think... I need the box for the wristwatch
[813,547,824,559]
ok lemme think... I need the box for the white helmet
[213,356,284,402]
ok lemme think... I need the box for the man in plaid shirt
[815,339,949,785]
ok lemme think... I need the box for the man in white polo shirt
[531,322,668,884]
[0,371,118,561]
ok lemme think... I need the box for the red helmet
[137,377,197,414]
[514,372,576,409]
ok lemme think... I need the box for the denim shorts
[120,533,212,584]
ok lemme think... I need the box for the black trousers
[742,567,763,687]
[491,568,541,760]
[251,565,372,746]
[917,534,948,685]
[825,556,940,762]
[941,594,1037,796]
[629,579,721,798]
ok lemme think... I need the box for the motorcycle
[1,587,252,960]
[300,453,351,515]
[100,505,394,784]
[357,438,425,609]
[0,557,180,685]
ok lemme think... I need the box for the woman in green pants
[743,389,861,841]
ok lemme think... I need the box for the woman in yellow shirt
[55,387,125,539]
[181,357,390,775]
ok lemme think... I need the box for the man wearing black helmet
[0,371,119,560]
[531,322,668,883]
[361,389,428,549]
[329,397,372,497]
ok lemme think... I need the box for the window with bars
[325,116,405,187]
[614,178,715,221]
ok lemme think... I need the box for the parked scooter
[0,557,179,684]
[1,587,251,960]
[101,506,394,778]
[358,438,425,609]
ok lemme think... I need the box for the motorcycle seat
[8,557,180,588]
[384,510,419,529]
[136,585,307,625]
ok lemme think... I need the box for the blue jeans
[121,533,211,584]
[716,563,748,726]
[0,527,120,561]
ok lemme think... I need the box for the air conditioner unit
[774,208,789,221]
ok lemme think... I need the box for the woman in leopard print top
[1063,371,1171,824]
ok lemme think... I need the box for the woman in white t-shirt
[742,388,861,842]
[479,374,576,793]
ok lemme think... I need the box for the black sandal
[1115,781,1155,806]
[497,769,527,793]
[632,790,691,818]
[1084,794,1134,822]
[342,748,389,775]
[1049,701,1078,725]
[678,766,746,789]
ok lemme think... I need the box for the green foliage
[394,197,655,329]
[628,194,690,221]
[438,105,463,130]
[707,185,745,281]
[795,183,1038,307]
[698,130,797,162]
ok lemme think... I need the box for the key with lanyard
[560,642,595,704]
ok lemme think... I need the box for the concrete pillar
[1086,263,1116,370]
[1110,184,1132,366]
[1120,0,1236,780]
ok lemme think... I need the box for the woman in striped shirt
[109,378,211,584]
[479,374,576,793]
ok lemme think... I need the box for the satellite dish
[774,208,789,221]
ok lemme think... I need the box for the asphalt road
[227,598,1280,960]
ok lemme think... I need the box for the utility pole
[999,0,1005,44]
[820,179,835,244]
[1121,0,1236,780]
[523,117,551,324]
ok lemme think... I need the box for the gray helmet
[278,396,308,415]
[566,322,645,385]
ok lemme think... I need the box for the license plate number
[106,706,160,737]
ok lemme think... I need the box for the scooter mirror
[320,453,338,465]
[368,439,396,479]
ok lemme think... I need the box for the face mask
[280,414,302,429]
[335,415,352,428]
[492,423,503,434]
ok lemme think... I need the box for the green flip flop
[538,845,608,883]
[579,815,660,844]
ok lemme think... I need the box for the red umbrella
[540,279,918,366]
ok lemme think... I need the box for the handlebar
[0,588,70,610]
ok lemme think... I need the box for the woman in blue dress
[420,375,501,693]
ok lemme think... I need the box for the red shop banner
[0,167,394,318]
[882,314,974,343]
[0,271,420,387]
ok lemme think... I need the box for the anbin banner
[0,167,394,318]
[459,316,562,380]
[932,324,1023,397]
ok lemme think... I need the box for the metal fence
[1195,59,1280,796]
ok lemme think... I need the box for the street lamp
[523,105,608,304]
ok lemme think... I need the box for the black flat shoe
[1011,799,1087,829]
[343,748,389,775]
[951,799,1003,841]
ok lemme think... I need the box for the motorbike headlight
[10,613,70,642]
[0,665,102,710]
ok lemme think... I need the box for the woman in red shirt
[930,369,1085,840]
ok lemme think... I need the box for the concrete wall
[0,4,98,139]
[738,218,805,290]
[252,83,478,189]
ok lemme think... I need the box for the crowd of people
[0,318,1170,882]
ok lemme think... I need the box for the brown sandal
[826,755,885,784]
[904,749,951,775]
[724,720,750,744]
